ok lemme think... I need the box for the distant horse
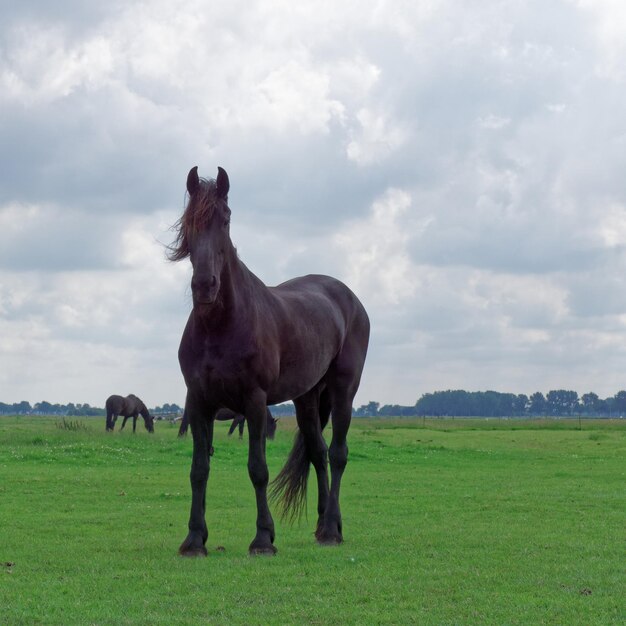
[178,407,277,440]
[105,394,155,433]
[168,166,369,556]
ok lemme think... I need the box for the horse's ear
[187,166,200,196]
[216,167,230,199]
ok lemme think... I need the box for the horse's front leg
[179,411,214,557]
[246,397,276,555]
[132,415,137,433]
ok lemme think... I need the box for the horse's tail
[178,410,189,436]
[270,430,309,522]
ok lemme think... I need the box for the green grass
[1,416,624,625]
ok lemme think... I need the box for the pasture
[1,416,624,625]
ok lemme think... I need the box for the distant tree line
[353,389,626,418]
[4,390,626,418]
[0,401,106,416]
[0,401,183,416]
[151,403,183,415]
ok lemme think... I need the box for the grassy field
[0,416,624,625]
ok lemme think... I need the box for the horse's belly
[266,352,335,403]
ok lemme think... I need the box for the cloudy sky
[2,0,626,409]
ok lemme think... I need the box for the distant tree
[354,401,379,417]
[151,403,183,415]
[581,392,600,415]
[528,392,546,415]
[73,403,105,416]
[414,392,439,416]
[514,394,529,415]
[34,401,54,414]
[415,390,521,417]
[612,390,626,416]
[546,390,579,416]
[14,401,32,414]
[378,404,417,416]
[602,396,616,416]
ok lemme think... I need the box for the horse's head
[143,412,155,433]
[169,166,232,310]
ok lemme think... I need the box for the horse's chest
[180,318,278,400]
[184,340,260,396]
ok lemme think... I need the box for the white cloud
[478,114,511,130]
[574,0,626,81]
[334,187,423,305]
[346,108,408,165]
[0,25,114,103]
[596,203,626,248]
[249,61,345,134]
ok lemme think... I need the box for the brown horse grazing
[168,166,369,557]
[105,394,155,433]
[178,407,277,439]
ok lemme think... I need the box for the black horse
[169,166,369,556]
[105,394,155,433]
[178,407,277,440]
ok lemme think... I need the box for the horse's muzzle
[191,275,220,306]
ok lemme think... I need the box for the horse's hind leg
[316,393,350,545]
[315,389,332,538]
[320,336,367,544]
[294,388,330,539]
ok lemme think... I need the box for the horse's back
[126,394,147,414]
[273,274,360,304]
[271,274,369,335]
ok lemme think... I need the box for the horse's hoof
[315,528,343,546]
[178,545,208,557]
[178,536,208,557]
[249,542,277,556]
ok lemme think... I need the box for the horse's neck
[231,257,267,309]
[195,252,267,328]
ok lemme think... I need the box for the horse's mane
[168,177,219,262]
